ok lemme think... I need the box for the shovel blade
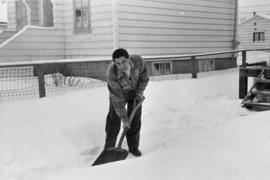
[92,148,129,166]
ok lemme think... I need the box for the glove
[135,93,145,102]
[122,117,130,129]
[122,121,130,130]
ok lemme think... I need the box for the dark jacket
[106,55,149,121]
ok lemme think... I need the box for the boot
[129,147,142,156]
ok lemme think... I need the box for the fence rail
[0,48,269,101]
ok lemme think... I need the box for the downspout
[112,0,119,50]
[233,0,238,50]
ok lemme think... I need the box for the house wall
[238,16,270,49]
[7,0,41,30]
[53,0,65,30]
[7,0,58,30]
[62,0,114,58]
[0,23,8,32]
[116,0,236,56]
[0,31,17,44]
[0,27,64,62]
[7,1,16,31]
[2,0,237,73]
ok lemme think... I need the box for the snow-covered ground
[1,67,270,180]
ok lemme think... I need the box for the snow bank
[1,68,270,180]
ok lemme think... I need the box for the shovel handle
[117,99,144,148]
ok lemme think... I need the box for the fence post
[191,56,198,78]
[37,66,46,98]
[239,50,247,99]
[242,50,246,68]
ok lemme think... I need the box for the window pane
[155,64,159,70]
[74,0,90,32]
[166,63,170,71]
[153,62,171,75]
[254,33,259,41]
[260,32,265,41]
[82,8,89,28]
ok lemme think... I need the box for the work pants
[105,99,142,150]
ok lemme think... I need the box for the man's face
[114,56,130,72]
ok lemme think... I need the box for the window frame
[73,0,92,34]
[253,32,265,42]
[152,61,172,75]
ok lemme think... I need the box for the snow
[1,68,270,180]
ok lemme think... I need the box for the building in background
[0,0,237,75]
[238,0,270,24]
[238,13,270,49]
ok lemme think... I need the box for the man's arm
[136,58,150,98]
[106,67,129,122]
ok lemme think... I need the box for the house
[238,13,270,49]
[0,0,237,76]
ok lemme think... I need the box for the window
[16,0,28,31]
[253,32,265,42]
[43,0,54,27]
[74,0,91,33]
[198,59,215,72]
[152,62,172,75]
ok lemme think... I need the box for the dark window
[153,62,172,75]
[74,0,91,34]
[43,0,54,27]
[253,32,265,42]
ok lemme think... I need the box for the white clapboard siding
[128,47,234,56]
[118,12,233,25]
[238,15,270,49]
[0,55,64,62]
[54,1,65,30]
[119,34,232,42]
[0,31,17,44]
[118,27,233,36]
[65,34,113,43]
[66,48,113,58]
[117,0,236,56]
[147,0,234,8]
[63,0,114,58]
[119,5,234,20]
[121,41,232,48]
[0,27,64,62]
[119,0,233,14]
[119,20,233,31]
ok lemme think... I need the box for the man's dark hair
[112,48,129,61]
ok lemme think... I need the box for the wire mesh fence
[0,48,269,102]
[0,60,108,101]
[0,66,38,101]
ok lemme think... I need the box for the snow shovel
[92,99,144,166]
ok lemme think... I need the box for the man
[104,48,149,156]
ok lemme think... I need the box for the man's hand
[135,94,145,102]
[123,121,130,130]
